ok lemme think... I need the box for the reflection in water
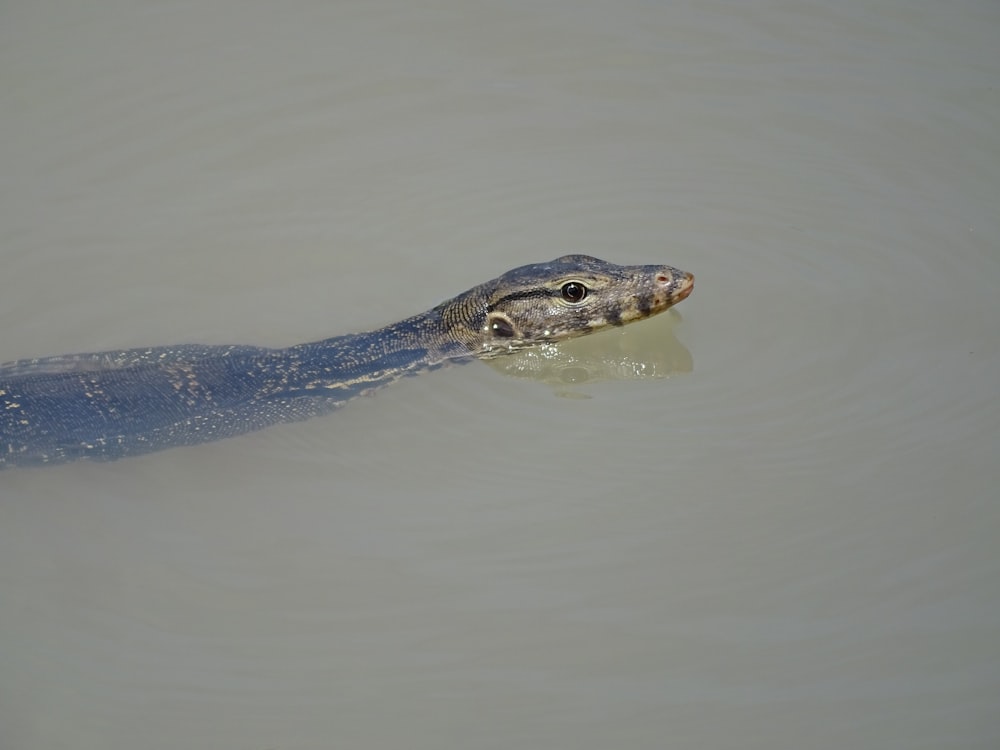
[488,310,692,387]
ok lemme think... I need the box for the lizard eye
[561,282,587,303]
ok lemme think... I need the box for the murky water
[2,1,998,748]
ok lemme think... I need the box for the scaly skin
[1,255,693,468]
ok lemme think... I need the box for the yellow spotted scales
[1,255,693,468]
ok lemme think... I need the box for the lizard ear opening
[487,313,517,338]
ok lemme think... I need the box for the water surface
[1,1,998,748]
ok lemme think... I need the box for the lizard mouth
[673,272,695,303]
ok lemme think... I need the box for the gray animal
[1,255,693,468]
